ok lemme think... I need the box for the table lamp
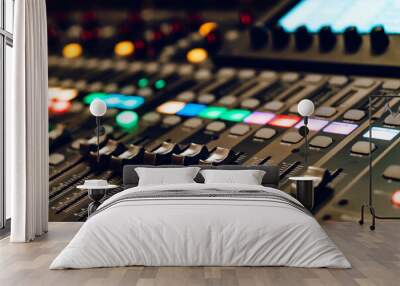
[89,99,107,163]
[298,99,315,168]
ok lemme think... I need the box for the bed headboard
[122,165,280,189]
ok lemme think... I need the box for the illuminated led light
[295,118,329,131]
[186,48,208,64]
[83,92,107,104]
[104,94,122,108]
[62,43,83,59]
[244,112,276,125]
[156,101,186,114]
[199,22,217,37]
[83,93,144,110]
[362,127,400,141]
[119,96,145,110]
[323,122,358,135]
[239,12,253,26]
[268,114,301,128]
[154,79,166,90]
[177,103,207,117]
[49,87,78,101]
[116,111,139,129]
[199,106,227,119]
[137,78,149,88]
[50,100,72,114]
[114,40,135,57]
[220,109,251,122]
[392,191,400,207]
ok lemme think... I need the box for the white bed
[50,183,351,269]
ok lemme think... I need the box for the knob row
[250,24,390,54]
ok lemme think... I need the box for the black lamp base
[296,180,314,210]
[87,188,107,216]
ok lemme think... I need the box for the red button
[268,114,301,128]
[391,190,400,207]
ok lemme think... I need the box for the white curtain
[9,0,49,242]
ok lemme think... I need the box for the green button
[199,106,227,119]
[83,92,107,105]
[220,109,251,122]
[116,111,139,129]
[137,78,149,88]
[154,79,166,90]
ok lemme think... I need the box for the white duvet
[50,183,351,269]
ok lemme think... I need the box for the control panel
[47,0,400,222]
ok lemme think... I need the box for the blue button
[119,95,145,110]
[177,103,207,116]
[108,94,144,110]
[103,94,121,108]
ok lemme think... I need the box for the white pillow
[135,167,200,186]
[200,169,266,185]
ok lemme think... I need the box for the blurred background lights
[62,43,83,59]
[199,22,217,37]
[187,48,208,64]
[114,40,135,57]
[116,111,139,129]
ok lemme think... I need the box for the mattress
[50,183,351,269]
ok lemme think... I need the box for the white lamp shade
[298,99,315,117]
[89,99,107,117]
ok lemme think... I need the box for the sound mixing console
[47,0,400,222]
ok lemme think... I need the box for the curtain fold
[9,0,49,242]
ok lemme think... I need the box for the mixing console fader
[47,0,400,222]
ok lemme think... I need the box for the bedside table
[289,177,319,210]
[77,181,118,216]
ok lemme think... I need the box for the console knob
[295,25,312,51]
[344,26,362,53]
[318,26,336,52]
[271,25,289,50]
[249,23,268,49]
[370,25,389,54]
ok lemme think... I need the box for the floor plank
[0,222,399,286]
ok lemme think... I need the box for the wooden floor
[0,222,399,286]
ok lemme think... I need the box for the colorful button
[49,87,79,101]
[392,190,400,207]
[83,93,144,110]
[244,112,275,125]
[137,78,149,88]
[115,94,144,110]
[187,48,208,64]
[83,92,107,104]
[177,103,207,117]
[220,109,252,122]
[114,41,135,57]
[116,111,139,129]
[295,118,329,131]
[50,100,72,114]
[362,127,400,141]
[199,106,227,119]
[154,79,167,90]
[156,101,186,114]
[62,43,82,59]
[268,114,301,128]
[323,122,358,135]
[104,94,122,108]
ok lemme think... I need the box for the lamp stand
[304,116,309,169]
[359,94,400,230]
[96,116,100,164]
[298,117,310,169]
